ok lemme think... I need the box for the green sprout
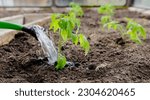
[99,4,116,31]
[78,34,90,55]
[50,13,90,70]
[69,2,84,17]
[100,15,111,26]
[104,21,122,31]
[98,4,115,15]
[55,54,66,70]
[100,16,123,33]
[126,18,146,44]
[103,19,125,38]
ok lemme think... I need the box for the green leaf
[69,2,84,17]
[127,30,142,44]
[71,34,79,45]
[104,21,119,31]
[138,25,146,39]
[66,20,74,38]
[101,16,111,25]
[98,4,115,15]
[79,34,90,55]
[59,18,68,30]
[50,14,60,32]
[56,54,66,70]
[126,18,147,44]
[69,12,81,29]
[60,30,68,41]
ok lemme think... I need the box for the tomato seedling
[98,3,147,44]
[99,4,116,30]
[69,2,84,17]
[126,18,146,44]
[104,21,122,31]
[100,15,111,26]
[103,18,147,44]
[50,13,90,70]
[98,4,115,16]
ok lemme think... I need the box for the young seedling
[98,3,147,44]
[50,13,90,70]
[104,21,121,31]
[100,15,111,26]
[69,2,84,17]
[103,20,125,37]
[126,18,146,44]
[103,18,147,44]
[98,4,116,31]
[98,4,115,16]
[100,16,124,34]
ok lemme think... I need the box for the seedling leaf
[126,18,147,44]
[104,21,120,31]
[72,34,79,45]
[56,54,66,70]
[98,4,115,15]
[127,30,142,44]
[50,14,60,32]
[60,30,68,41]
[69,2,84,17]
[79,34,90,55]
[101,16,111,25]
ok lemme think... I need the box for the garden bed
[0,9,150,83]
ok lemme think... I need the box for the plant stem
[118,25,126,39]
[58,29,63,55]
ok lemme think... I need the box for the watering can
[0,21,37,39]
[0,21,74,67]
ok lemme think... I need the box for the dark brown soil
[1,9,150,83]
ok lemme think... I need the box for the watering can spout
[0,21,38,40]
[22,27,38,40]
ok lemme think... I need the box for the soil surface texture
[0,9,150,83]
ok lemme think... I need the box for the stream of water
[31,25,58,65]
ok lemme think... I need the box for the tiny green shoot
[55,54,66,70]
[69,2,84,17]
[78,34,90,55]
[104,21,122,31]
[99,4,116,31]
[126,18,146,44]
[103,19,125,39]
[98,4,115,15]
[100,15,111,26]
